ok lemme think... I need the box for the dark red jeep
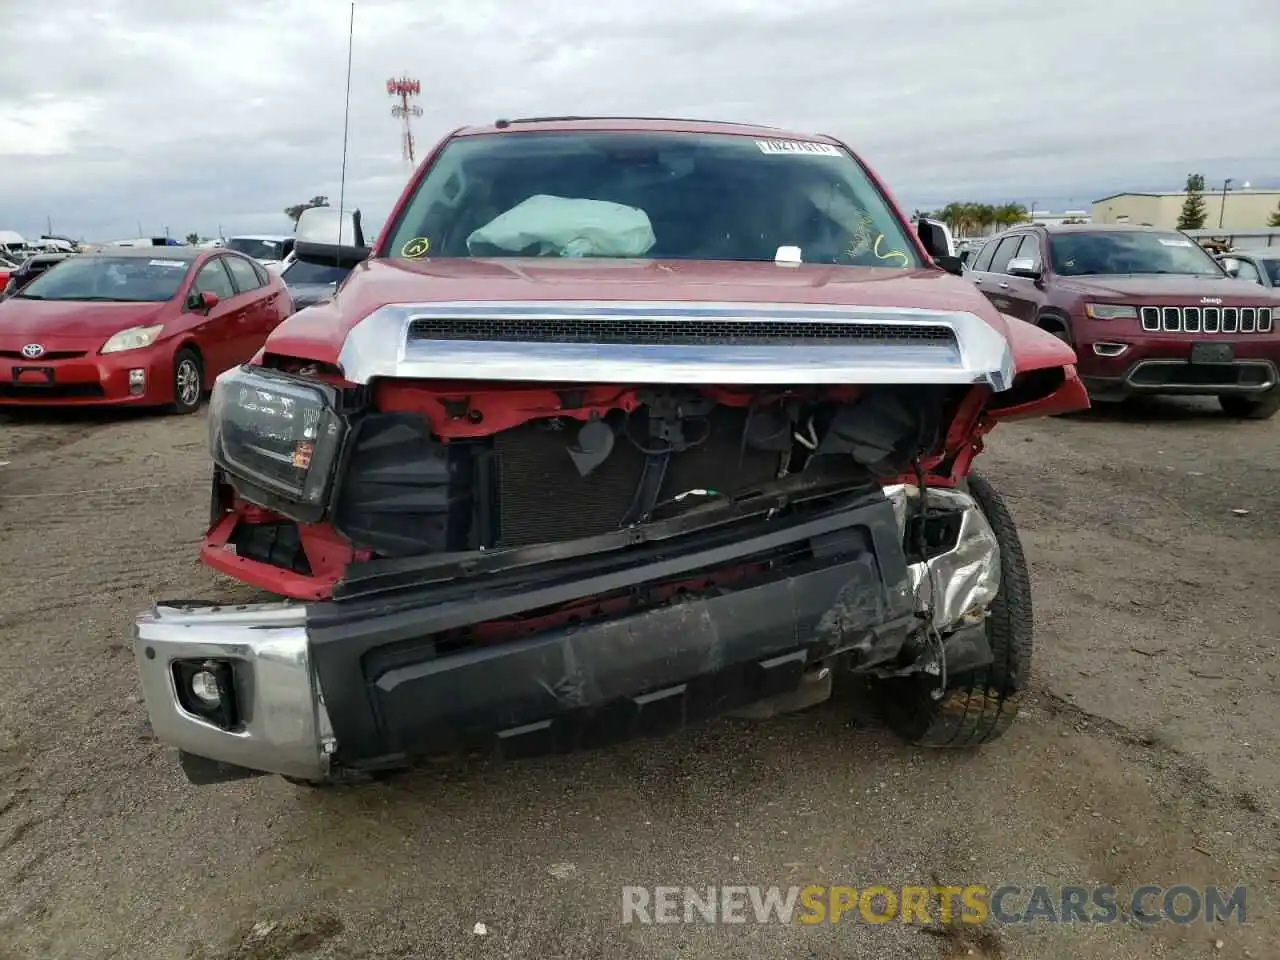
[968,223,1279,418]
[132,117,1088,786]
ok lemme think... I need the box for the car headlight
[1084,304,1137,320]
[208,366,347,519]
[101,324,164,353]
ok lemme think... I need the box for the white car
[224,235,295,271]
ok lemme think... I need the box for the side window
[193,258,236,300]
[1234,259,1262,285]
[989,236,1025,274]
[1013,234,1041,264]
[972,239,999,273]
[225,255,264,294]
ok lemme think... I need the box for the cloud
[0,0,1276,240]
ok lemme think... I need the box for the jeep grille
[1139,306,1274,335]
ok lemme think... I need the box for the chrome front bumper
[134,488,1001,782]
[134,602,333,781]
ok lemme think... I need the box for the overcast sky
[1,0,1276,241]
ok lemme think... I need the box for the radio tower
[386,76,422,164]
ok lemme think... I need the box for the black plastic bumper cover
[307,492,916,770]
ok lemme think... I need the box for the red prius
[0,245,294,413]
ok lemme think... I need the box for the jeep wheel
[1218,388,1280,420]
[874,472,1033,747]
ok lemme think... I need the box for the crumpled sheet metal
[883,484,1001,633]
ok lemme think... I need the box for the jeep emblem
[1200,297,1222,305]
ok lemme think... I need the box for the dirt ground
[0,397,1277,960]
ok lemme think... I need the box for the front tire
[875,473,1033,747]
[1218,388,1280,420]
[169,347,203,415]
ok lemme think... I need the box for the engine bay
[328,384,953,559]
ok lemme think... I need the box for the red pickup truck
[133,116,1087,786]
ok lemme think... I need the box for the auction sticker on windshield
[1157,238,1194,247]
[401,237,431,259]
[754,139,842,157]
[149,259,187,268]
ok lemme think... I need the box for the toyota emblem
[20,343,44,359]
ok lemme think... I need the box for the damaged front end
[134,299,1059,783]
[136,468,1004,785]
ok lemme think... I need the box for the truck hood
[263,257,1014,369]
[1056,273,1269,301]
[0,298,169,344]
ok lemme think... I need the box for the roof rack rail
[492,115,783,130]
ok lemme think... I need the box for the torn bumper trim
[885,483,1001,634]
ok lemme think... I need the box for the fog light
[129,368,146,396]
[190,670,221,706]
[172,658,238,729]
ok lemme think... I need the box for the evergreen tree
[1177,174,1207,230]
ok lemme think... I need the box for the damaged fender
[883,483,1002,675]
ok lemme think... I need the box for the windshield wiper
[70,295,137,302]
[16,293,45,300]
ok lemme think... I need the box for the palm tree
[938,202,967,236]
[993,203,1029,229]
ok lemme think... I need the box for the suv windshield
[1048,231,1224,277]
[16,256,191,302]
[382,131,921,267]
[226,237,286,260]
[282,260,350,286]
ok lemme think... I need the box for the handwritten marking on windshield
[873,235,910,267]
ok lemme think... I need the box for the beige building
[1091,189,1280,230]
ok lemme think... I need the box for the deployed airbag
[467,194,657,258]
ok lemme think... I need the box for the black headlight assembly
[208,366,350,523]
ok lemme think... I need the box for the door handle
[998,282,1010,289]
[972,277,982,283]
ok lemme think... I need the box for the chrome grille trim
[405,314,959,346]
[337,300,1017,390]
[1135,305,1271,335]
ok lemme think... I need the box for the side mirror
[293,207,370,268]
[1007,257,1043,281]
[916,218,963,276]
[916,218,953,258]
[294,239,371,270]
[187,290,218,311]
